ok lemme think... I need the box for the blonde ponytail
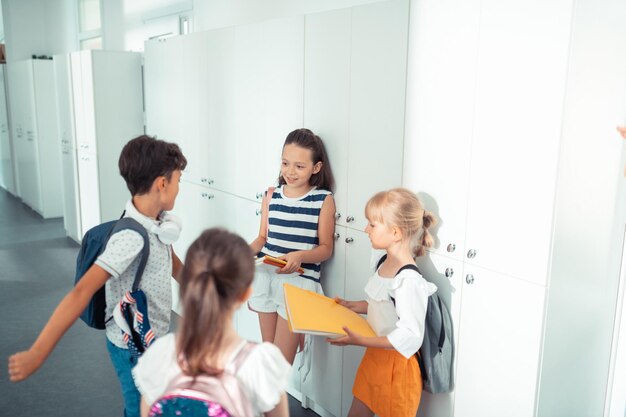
[415,209,436,257]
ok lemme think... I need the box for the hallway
[0,188,316,417]
[0,188,120,416]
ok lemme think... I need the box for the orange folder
[283,283,376,338]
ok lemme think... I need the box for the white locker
[7,59,63,218]
[301,3,409,414]
[170,180,225,315]
[143,1,410,415]
[56,50,144,237]
[144,17,304,202]
[453,266,546,417]
[304,0,409,234]
[0,65,15,194]
[54,55,81,242]
[404,0,574,416]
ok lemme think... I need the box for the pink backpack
[148,342,256,417]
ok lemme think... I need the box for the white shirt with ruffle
[132,333,290,416]
[365,268,437,359]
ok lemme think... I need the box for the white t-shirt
[365,268,437,359]
[132,333,290,416]
[95,201,173,348]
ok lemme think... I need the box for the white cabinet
[144,35,184,147]
[340,229,377,417]
[304,0,409,233]
[7,59,63,218]
[414,252,545,417]
[54,55,81,242]
[403,0,479,263]
[414,252,464,417]
[0,65,15,194]
[228,17,304,201]
[406,0,570,285]
[145,17,304,201]
[462,0,570,285]
[57,50,144,237]
[170,180,224,315]
[143,2,409,415]
[453,266,545,417]
[404,0,573,416]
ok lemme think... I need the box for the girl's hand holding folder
[334,297,368,314]
[327,326,363,346]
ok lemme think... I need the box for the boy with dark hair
[8,135,187,417]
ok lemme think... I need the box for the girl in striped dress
[249,128,336,364]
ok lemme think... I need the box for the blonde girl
[329,188,437,417]
[132,228,291,417]
[249,128,336,364]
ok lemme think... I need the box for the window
[77,0,102,50]
[80,37,102,50]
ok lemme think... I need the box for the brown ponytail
[176,229,254,376]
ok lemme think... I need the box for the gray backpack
[376,255,454,394]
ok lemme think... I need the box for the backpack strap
[111,217,150,291]
[375,254,387,270]
[264,187,276,237]
[375,254,421,277]
[225,341,257,374]
[377,254,421,306]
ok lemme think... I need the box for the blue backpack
[74,214,150,329]
[376,255,454,394]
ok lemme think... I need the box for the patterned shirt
[261,186,331,283]
[95,204,173,349]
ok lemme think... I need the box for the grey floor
[0,188,317,417]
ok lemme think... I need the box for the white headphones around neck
[125,201,182,245]
[153,212,182,245]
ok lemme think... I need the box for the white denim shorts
[248,268,323,319]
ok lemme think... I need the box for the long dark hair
[176,228,254,376]
[277,128,335,192]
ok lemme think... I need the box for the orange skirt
[353,347,421,417]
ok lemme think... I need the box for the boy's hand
[327,326,363,347]
[8,348,45,382]
[277,252,304,274]
[617,126,626,139]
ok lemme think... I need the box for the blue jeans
[106,339,140,417]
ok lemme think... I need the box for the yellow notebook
[283,283,376,338]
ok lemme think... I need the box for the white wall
[193,0,382,31]
[2,0,76,62]
[2,0,395,56]
[98,0,383,52]
[0,1,5,41]
[538,0,626,414]
[1,0,76,62]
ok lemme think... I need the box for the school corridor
[0,188,317,417]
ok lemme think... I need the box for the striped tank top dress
[250,186,331,315]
